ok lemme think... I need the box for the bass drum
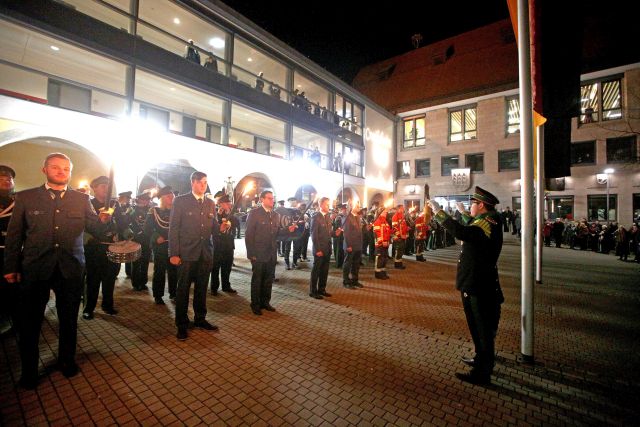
[274,206,304,241]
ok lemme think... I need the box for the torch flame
[242,181,255,196]
[384,198,394,209]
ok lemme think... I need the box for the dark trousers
[211,248,234,291]
[282,240,292,266]
[554,234,563,248]
[333,238,344,267]
[343,250,362,284]
[152,245,177,298]
[17,266,82,382]
[367,234,375,260]
[131,244,151,290]
[310,253,331,295]
[175,257,211,328]
[393,239,406,263]
[293,238,303,263]
[375,246,389,271]
[250,260,276,309]
[461,292,501,378]
[415,240,426,257]
[300,230,310,260]
[84,245,118,314]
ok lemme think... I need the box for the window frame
[448,104,477,142]
[587,194,617,222]
[415,158,431,177]
[397,160,410,179]
[402,115,426,149]
[441,155,460,177]
[498,149,520,172]
[505,96,520,135]
[570,140,596,166]
[606,135,637,164]
[465,152,485,174]
[579,76,623,124]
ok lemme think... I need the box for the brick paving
[1,234,639,426]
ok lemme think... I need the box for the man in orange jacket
[373,207,391,279]
[414,206,431,262]
[391,205,409,269]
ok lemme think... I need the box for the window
[580,78,622,123]
[587,194,617,221]
[465,153,484,173]
[512,197,521,212]
[606,136,637,163]
[441,155,459,176]
[233,38,288,91]
[292,126,330,169]
[570,141,596,165]
[506,97,520,134]
[498,149,519,171]
[397,161,410,179]
[293,72,330,112]
[415,159,430,177]
[634,194,640,223]
[47,80,91,113]
[139,104,169,130]
[403,116,425,148]
[546,196,574,220]
[449,106,477,141]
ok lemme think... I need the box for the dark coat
[213,211,239,253]
[244,206,282,263]
[311,211,333,255]
[168,194,218,262]
[342,212,363,251]
[3,185,104,281]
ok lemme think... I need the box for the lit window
[397,161,410,179]
[403,116,425,148]
[449,106,476,142]
[506,97,520,134]
[580,77,622,124]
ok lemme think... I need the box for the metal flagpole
[536,125,544,284]
[517,0,535,362]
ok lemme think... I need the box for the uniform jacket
[392,211,409,240]
[0,194,15,270]
[169,194,218,262]
[245,206,282,263]
[144,207,171,251]
[342,212,363,251]
[213,211,239,253]
[311,211,333,255]
[3,185,105,281]
[414,214,430,240]
[435,209,503,296]
[373,215,391,247]
[85,198,126,246]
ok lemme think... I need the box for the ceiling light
[247,57,253,62]
[50,45,60,51]
[173,18,180,24]
[170,87,176,91]
[209,37,225,49]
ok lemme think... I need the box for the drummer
[82,175,127,320]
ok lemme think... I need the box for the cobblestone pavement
[1,234,639,426]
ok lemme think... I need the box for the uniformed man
[373,207,391,279]
[130,191,152,291]
[277,200,285,257]
[210,194,238,295]
[144,186,176,304]
[170,172,222,340]
[3,153,111,388]
[117,191,133,278]
[281,198,297,270]
[309,197,336,298]
[391,205,409,269]
[0,165,16,336]
[428,186,504,385]
[332,204,346,268]
[414,206,431,262]
[342,200,364,289]
[292,203,307,265]
[83,175,126,320]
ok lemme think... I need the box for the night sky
[220,0,510,83]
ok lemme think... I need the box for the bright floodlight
[604,168,614,174]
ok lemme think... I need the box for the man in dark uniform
[144,186,176,304]
[342,200,363,288]
[332,204,346,268]
[292,203,307,265]
[0,165,16,336]
[117,191,133,278]
[277,200,285,257]
[169,171,221,340]
[210,194,238,295]
[429,186,504,385]
[4,153,111,388]
[245,190,296,315]
[130,191,152,291]
[83,175,126,320]
[309,197,336,299]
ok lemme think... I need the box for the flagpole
[517,0,535,362]
[536,125,544,284]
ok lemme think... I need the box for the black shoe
[382,273,390,279]
[222,288,237,294]
[103,308,118,316]
[309,293,323,299]
[193,320,218,331]
[211,289,219,296]
[261,304,276,312]
[154,297,165,305]
[343,284,355,289]
[176,328,188,341]
[374,272,386,279]
[251,306,262,315]
[320,292,332,297]
[352,282,364,288]
[461,357,475,367]
[82,312,93,320]
[292,263,298,269]
[394,264,406,270]
[455,372,491,385]
[60,362,79,378]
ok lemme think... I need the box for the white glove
[456,201,465,214]
[427,199,441,213]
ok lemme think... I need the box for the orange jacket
[414,214,430,240]
[373,215,391,247]
[392,211,409,240]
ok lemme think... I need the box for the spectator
[184,39,201,65]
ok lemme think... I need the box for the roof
[352,20,519,114]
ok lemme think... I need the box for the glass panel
[397,161,410,178]
[466,153,484,173]
[507,97,520,134]
[206,123,222,144]
[270,140,287,159]
[228,128,254,150]
[103,0,131,12]
[294,73,329,110]
[292,126,329,154]
[416,159,430,177]
[441,156,459,176]
[606,136,637,163]
[139,0,228,61]
[233,37,287,89]
[56,0,131,32]
[545,196,573,220]
[580,83,599,123]
[450,110,462,141]
[231,104,285,142]
[92,90,127,117]
[499,150,519,171]
[353,104,363,125]
[570,141,596,165]
[335,93,344,117]
[464,130,477,140]
[415,138,426,147]
[602,80,622,120]
[415,117,425,139]
[633,194,640,223]
[135,70,225,124]
[587,195,617,221]
[0,19,127,95]
[403,120,414,141]
[465,108,477,131]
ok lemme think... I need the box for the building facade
[354,20,640,226]
[0,0,395,208]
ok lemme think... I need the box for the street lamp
[604,168,614,222]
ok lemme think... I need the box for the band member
[391,204,408,269]
[310,197,337,298]
[170,172,222,340]
[117,191,133,278]
[83,175,126,320]
[245,190,296,315]
[0,165,16,336]
[3,153,111,388]
[292,203,307,265]
[332,204,346,268]
[342,200,363,288]
[211,194,238,295]
[373,207,391,279]
[144,186,177,304]
[429,186,504,385]
[414,206,432,262]
[130,191,152,291]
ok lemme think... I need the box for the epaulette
[471,218,491,238]
[485,216,497,225]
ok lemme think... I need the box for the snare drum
[107,240,142,263]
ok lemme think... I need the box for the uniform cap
[90,175,109,188]
[118,191,132,198]
[218,194,231,204]
[0,165,15,178]
[471,186,499,206]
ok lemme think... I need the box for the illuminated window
[587,194,617,221]
[441,155,459,176]
[415,159,430,177]
[397,161,410,179]
[403,116,425,148]
[449,106,477,142]
[506,97,520,134]
[579,77,622,123]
